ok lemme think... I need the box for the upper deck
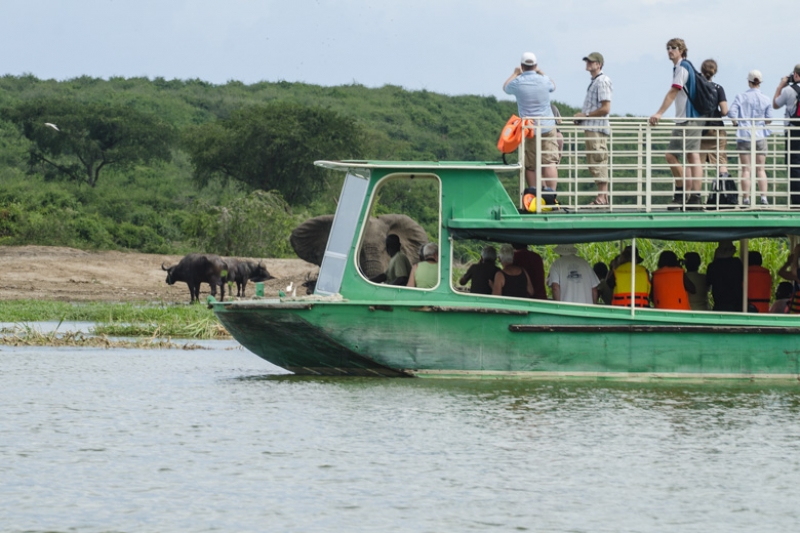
[316,117,800,243]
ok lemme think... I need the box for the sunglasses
[666,46,680,51]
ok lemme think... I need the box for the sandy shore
[0,245,319,303]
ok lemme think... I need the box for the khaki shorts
[584,130,609,181]
[524,129,559,171]
[668,126,702,158]
[701,128,728,165]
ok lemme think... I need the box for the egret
[44,123,60,131]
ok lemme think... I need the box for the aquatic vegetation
[0,323,208,349]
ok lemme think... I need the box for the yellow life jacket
[612,262,651,307]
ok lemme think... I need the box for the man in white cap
[575,52,612,206]
[728,69,774,205]
[503,52,559,190]
[546,243,599,304]
[773,64,800,204]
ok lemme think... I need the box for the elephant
[290,214,429,280]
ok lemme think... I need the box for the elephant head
[290,214,429,279]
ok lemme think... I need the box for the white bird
[44,123,60,131]
[285,281,294,293]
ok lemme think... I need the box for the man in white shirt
[547,244,600,304]
[649,38,703,209]
[575,52,612,206]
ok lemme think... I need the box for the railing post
[644,124,652,213]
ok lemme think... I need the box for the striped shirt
[581,72,612,135]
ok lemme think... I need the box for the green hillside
[0,74,578,257]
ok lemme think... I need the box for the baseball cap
[582,52,604,65]
[747,70,762,83]
[521,52,537,66]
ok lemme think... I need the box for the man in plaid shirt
[574,52,612,206]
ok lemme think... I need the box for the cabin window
[360,173,440,288]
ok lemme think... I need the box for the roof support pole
[741,239,749,313]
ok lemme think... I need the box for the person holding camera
[503,52,559,190]
[772,64,800,205]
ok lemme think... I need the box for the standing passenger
[729,70,774,205]
[512,243,547,299]
[769,281,793,314]
[574,52,613,206]
[747,251,772,312]
[651,251,695,310]
[684,252,709,310]
[772,65,800,205]
[698,60,730,182]
[546,244,600,304]
[706,241,744,312]
[649,38,703,208]
[503,52,559,190]
[493,244,534,298]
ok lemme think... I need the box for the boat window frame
[358,171,442,290]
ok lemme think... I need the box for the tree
[183,102,364,204]
[3,98,175,187]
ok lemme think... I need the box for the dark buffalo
[162,253,228,303]
[302,272,318,295]
[225,259,274,297]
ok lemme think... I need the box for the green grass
[0,301,229,340]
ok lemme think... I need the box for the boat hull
[214,300,800,381]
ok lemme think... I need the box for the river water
[2,337,800,532]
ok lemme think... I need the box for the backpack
[790,85,800,120]
[706,177,738,206]
[680,60,719,118]
[522,186,560,213]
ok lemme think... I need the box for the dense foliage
[0,74,569,256]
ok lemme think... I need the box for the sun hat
[555,243,577,256]
[521,52,537,66]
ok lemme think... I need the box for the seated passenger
[512,243,547,299]
[770,281,793,314]
[369,234,412,286]
[493,244,533,298]
[609,245,651,307]
[546,244,599,304]
[706,240,743,312]
[777,244,800,314]
[652,251,695,310]
[593,262,613,305]
[747,251,772,313]
[459,245,499,295]
[408,243,438,288]
[684,252,709,310]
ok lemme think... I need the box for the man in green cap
[574,52,612,206]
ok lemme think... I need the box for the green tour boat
[211,117,800,380]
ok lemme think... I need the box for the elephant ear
[290,215,334,266]
[378,214,429,263]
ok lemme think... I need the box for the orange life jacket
[612,262,651,308]
[497,115,534,154]
[652,266,690,310]
[747,266,772,313]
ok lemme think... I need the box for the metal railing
[518,116,800,213]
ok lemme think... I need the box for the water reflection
[1,345,799,532]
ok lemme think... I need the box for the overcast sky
[2,0,796,116]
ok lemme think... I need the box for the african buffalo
[225,259,274,297]
[162,253,227,303]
